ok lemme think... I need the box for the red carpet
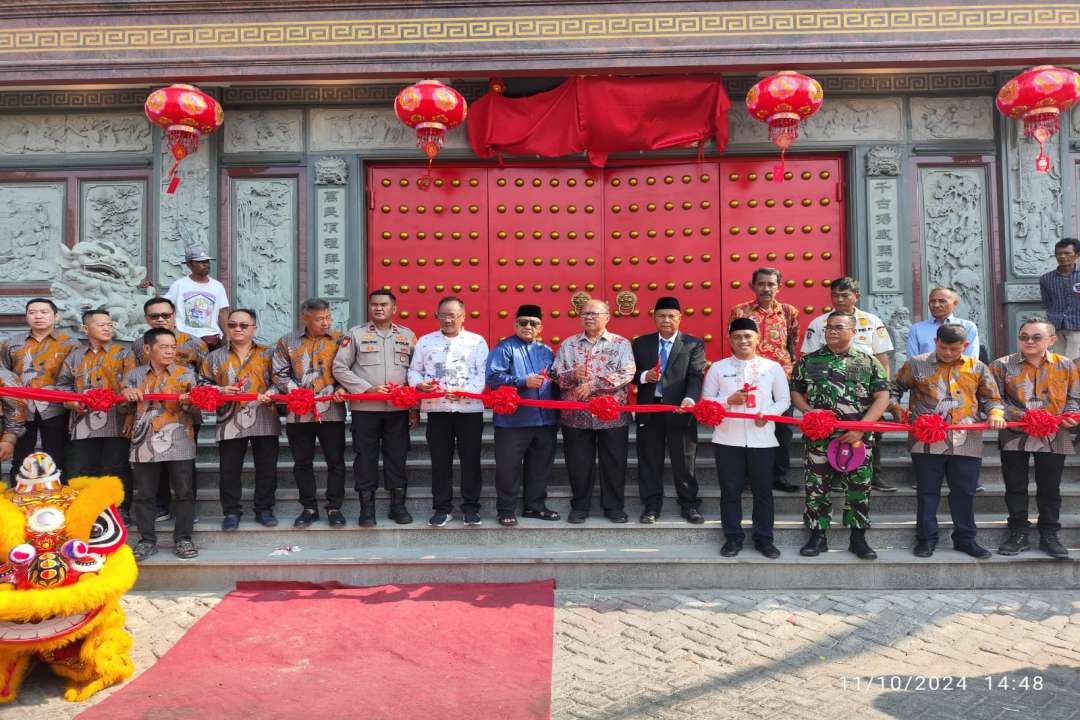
[78,580,555,720]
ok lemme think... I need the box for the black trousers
[10,413,68,485]
[773,409,793,481]
[66,436,132,509]
[426,412,483,514]
[562,424,629,513]
[636,415,699,512]
[911,453,981,544]
[1001,450,1064,532]
[219,435,280,516]
[286,421,346,511]
[156,423,200,510]
[351,411,410,493]
[715,444,775,542]
[133,460,194,544]
[494,425,556,515]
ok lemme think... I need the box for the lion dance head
[0,452,137,703]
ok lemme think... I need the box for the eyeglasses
[1019,334,1046,342]
[436,313,462,321]
[147,312,173,320]
[824,325,852,332]
[579,312,607,319]
[516,319,541,327]
[227,322,254,330]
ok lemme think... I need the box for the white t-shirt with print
[165,275,230,339]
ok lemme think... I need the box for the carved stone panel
[910,97,994,141]
[0,113,150,155]
[1007,128,1063,279]
[316,187,347,299]
[865,294,909,368]
[731,98,903,144]
[866,146,901,177]
[223,109,303,153]
[867,177,902,293]
[232,178,297,344]
[0,182,64,283]
[314,156,348,186]
[309,107,471,152]
[920,168,990,337]
[158,144,211,287]
[1004,283,1043,303]
[80,181,146,265]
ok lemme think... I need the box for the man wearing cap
[631,297,707,524]
[702,318,790,558]
[485,304,560,526]
[165,246,230,350]
[891,323,1006,559]
[790,311,891,560]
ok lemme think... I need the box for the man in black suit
[631,297,708,524]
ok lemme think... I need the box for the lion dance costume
[0,452,137,703]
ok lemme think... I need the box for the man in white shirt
[165,246,230,349]
[702,318,790,558]
[801,276,896,493]
[408,296,489,527]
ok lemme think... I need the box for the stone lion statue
[51,241,155,341]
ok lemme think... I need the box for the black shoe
[522,508,560,521]
[754,538,780,559]
[155,507,171,522]
[773,478,800,493]
[133,540,158,562]
[639,510,659,524]
[293,508,318,528]
[871,477,896,493]
[388,489,413,525]
[848,528,877,560]
[682,507,705,524]
[221,514,240,531]
[174,538,198,559]
[567,509,588,524]
[955,541,992,559]
[1039,531,1069,559]
[720,538,742,557]
[913,539,936,558]
[605,509,629,524]
[255,510,278,527]
[358,493,376,528]
[327,508,346,527]
[800,530,828,557]
[428,511,451,527]
[998,529,1030,556]
[463,511,482,526]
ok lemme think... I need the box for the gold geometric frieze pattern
[2,5,1078,53]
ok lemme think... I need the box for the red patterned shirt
[727,301,800,378]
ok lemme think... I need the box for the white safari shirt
[407,329,489,413]
[701,355,791,448]
[801,308,892,357]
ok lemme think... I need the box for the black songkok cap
[516,304,542,319]
[653,296,681,312]
[729,318,759,334]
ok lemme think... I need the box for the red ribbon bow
[1021,409,1060,438]
[189,385,225,413]
[800,410,838,441]
[483,385,521,415]
[386,383,421,410]
[83,388,120,413]
[691,399,727,426]
[286,388,317,418]
[912,414,948,445]
[587,396,621,422]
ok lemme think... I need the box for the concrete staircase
[134,420,1080,591]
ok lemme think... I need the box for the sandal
[523,509,561,521]
[498,515,518,527]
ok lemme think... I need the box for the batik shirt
[0,330,80,420]
[791,346,889,423]
[56,342,135,439]
[123,364,200,463]
[727,301,800,378]
[132,330,208,369]
[407,329,489,413]
[891,353,1004,457]
[552,330,635,430]
[272,329,345,423]
[0,366,27,446]
[200,343,280,441]
[989,351,1080,454]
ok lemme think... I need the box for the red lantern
[745,71,824,183]
[144,84,224,194]
[394,80,467,187]
[996,66,1080,174]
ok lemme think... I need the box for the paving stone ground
[6,590,1079,720]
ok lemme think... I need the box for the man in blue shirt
[485,304,560,526]
[1039,237,1080,359]
[906,287,980,359]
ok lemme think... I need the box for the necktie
[657,339,670,397]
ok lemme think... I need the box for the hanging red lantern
[996,66,1080,174]
[144,84,224,194]
[745,71,824,183]
[394,80,467,188]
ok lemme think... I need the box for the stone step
[132,543,1080,592]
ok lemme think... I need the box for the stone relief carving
[223,109,302,153]
[885,305,913,367]
[158,145,211,287]
[50,241,155,340]
[232,179,296,344]
[910,97,994,141]
[801,99,904,142]
[1004,283,1043,303]
[314,156,348,186]
[81,182,144,264]
[1008,130,1063,278]
[0,183,64,283]
[0,296,38,315]
[309,108,470,152]
[330,301,351,332]
[0,113,150,155]
[866,146,901,177]
[921,168,988,336]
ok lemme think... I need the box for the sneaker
[221,514,240,531]
[174,538,199,559]
[463,511,482,526]
[293,508,319,528]
[997,529,1030,556]
[1039,531,1069,559]
[255,510,278,527]
[155,507,171,522]
[428,512,451,527]
[132,540,158,562]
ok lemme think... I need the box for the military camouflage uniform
[790,346,889,529]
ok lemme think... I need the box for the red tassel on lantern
[996,66,1080,174]
[144,84,224,194]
